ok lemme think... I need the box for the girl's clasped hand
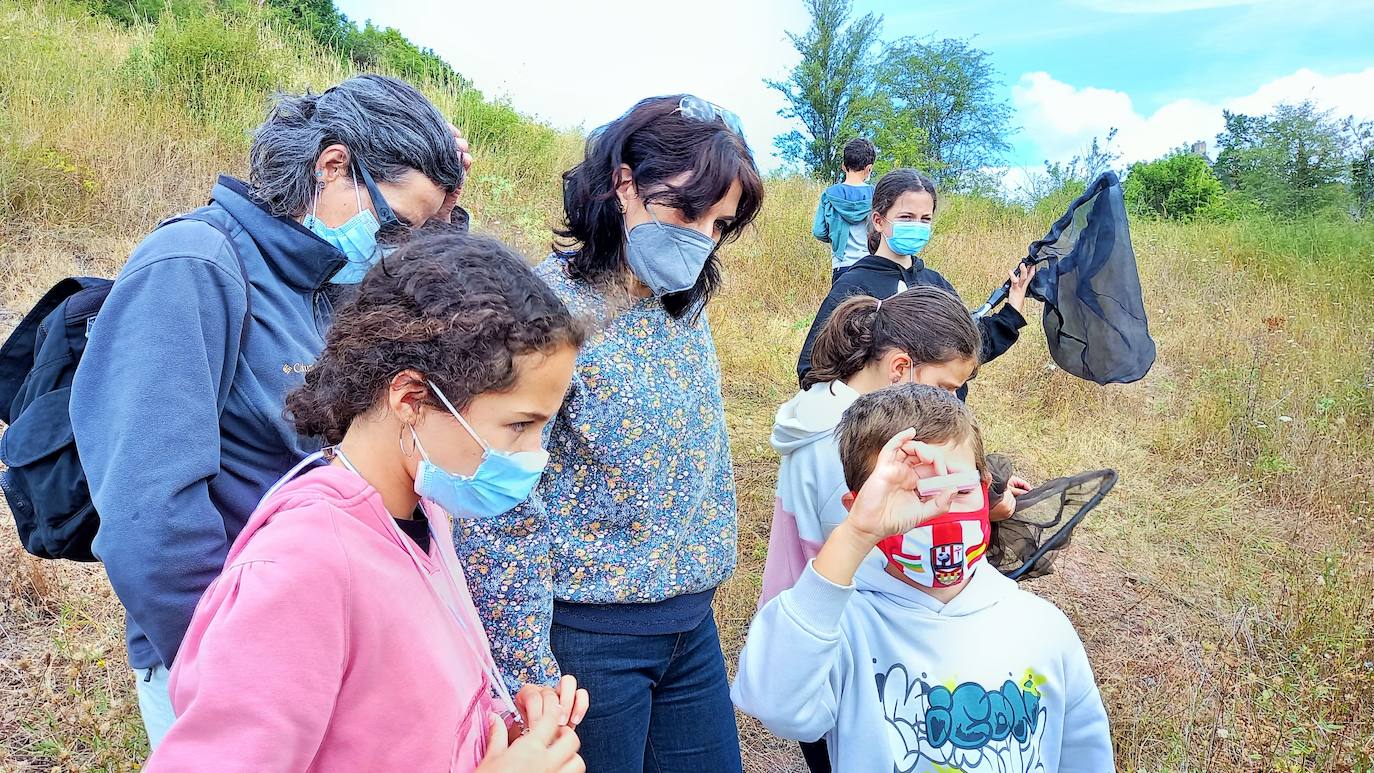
[478,675,589,773]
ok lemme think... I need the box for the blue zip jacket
[71,176,345,670]
[812,183,873,269]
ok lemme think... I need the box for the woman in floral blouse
[455,95,764,773]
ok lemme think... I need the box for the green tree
[852,98,929,176]
[1122,149,1224,220]
[1345,117,1373,218]
[264,0,353,49]
[876,37,1013,190]
[767,0,882,181]
[1214,101,1352,215]
[1212,109,1264,189]
[346,22,466,88]
[1017,129,1118,211]
[262,1,467,89]
[1048,128,1120,185]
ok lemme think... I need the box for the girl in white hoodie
[761,285,982,608]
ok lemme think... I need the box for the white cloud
[334,0,806,172]
[1012,66,1374,170]
[1225,68,1374,117]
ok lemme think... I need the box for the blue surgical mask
[409,380,548,519]
[625,205,717,296]
[887,221,932,256]
[304,166,385,284]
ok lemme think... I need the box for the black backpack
[0,214,251,561]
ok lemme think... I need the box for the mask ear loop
[351,160,365,217]
[426,380,490,455]
[644,201,665,230]
[310,170,324,223]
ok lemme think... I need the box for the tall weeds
[1,1,1371,769]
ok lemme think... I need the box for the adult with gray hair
[69,73,470,749]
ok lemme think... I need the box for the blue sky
[335,0,1374,183]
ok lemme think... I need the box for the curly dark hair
[287,231,587,444]
[555,95,765,320]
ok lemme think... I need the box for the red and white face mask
[876,483,991,588]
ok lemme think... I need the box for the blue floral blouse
[453,254,738,690]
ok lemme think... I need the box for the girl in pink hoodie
[147,232,590,772]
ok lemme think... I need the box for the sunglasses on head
[677,95,748,145]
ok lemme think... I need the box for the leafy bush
[1030,178,1086,224]
[78,0,218,26]
[1193,189,1263,222]
[124,12,284,127]
[1123,151,1224,220]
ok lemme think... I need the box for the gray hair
[249,74,464,217]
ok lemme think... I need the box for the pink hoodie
[146,465,498,772]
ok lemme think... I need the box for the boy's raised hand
[813,428,955,587]
[846,428,956,542]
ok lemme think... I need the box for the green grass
[1,2,1372,770]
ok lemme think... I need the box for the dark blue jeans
[550,613,743,773]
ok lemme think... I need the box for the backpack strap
[0,278,111,422]
[158,213,253,356]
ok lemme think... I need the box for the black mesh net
[987,468,1118,581]
[1024,172,1156,385]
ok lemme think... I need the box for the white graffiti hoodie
[759,380,861,607]
[732,559,1114,773]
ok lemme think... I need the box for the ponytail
[802,286,980,390]
[805,296,882,389]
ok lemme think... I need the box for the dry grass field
[2,3,1372,771]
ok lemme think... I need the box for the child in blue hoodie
[813,139,876,283]
[734,384,1113,773]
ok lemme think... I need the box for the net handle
[972,255,1042,319]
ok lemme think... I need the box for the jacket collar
[210,176,346,292]
[849,253,927,278]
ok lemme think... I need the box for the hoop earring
[400,425,417,457]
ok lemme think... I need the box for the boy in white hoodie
[761,287,982,607]
[734,384,1113,773]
